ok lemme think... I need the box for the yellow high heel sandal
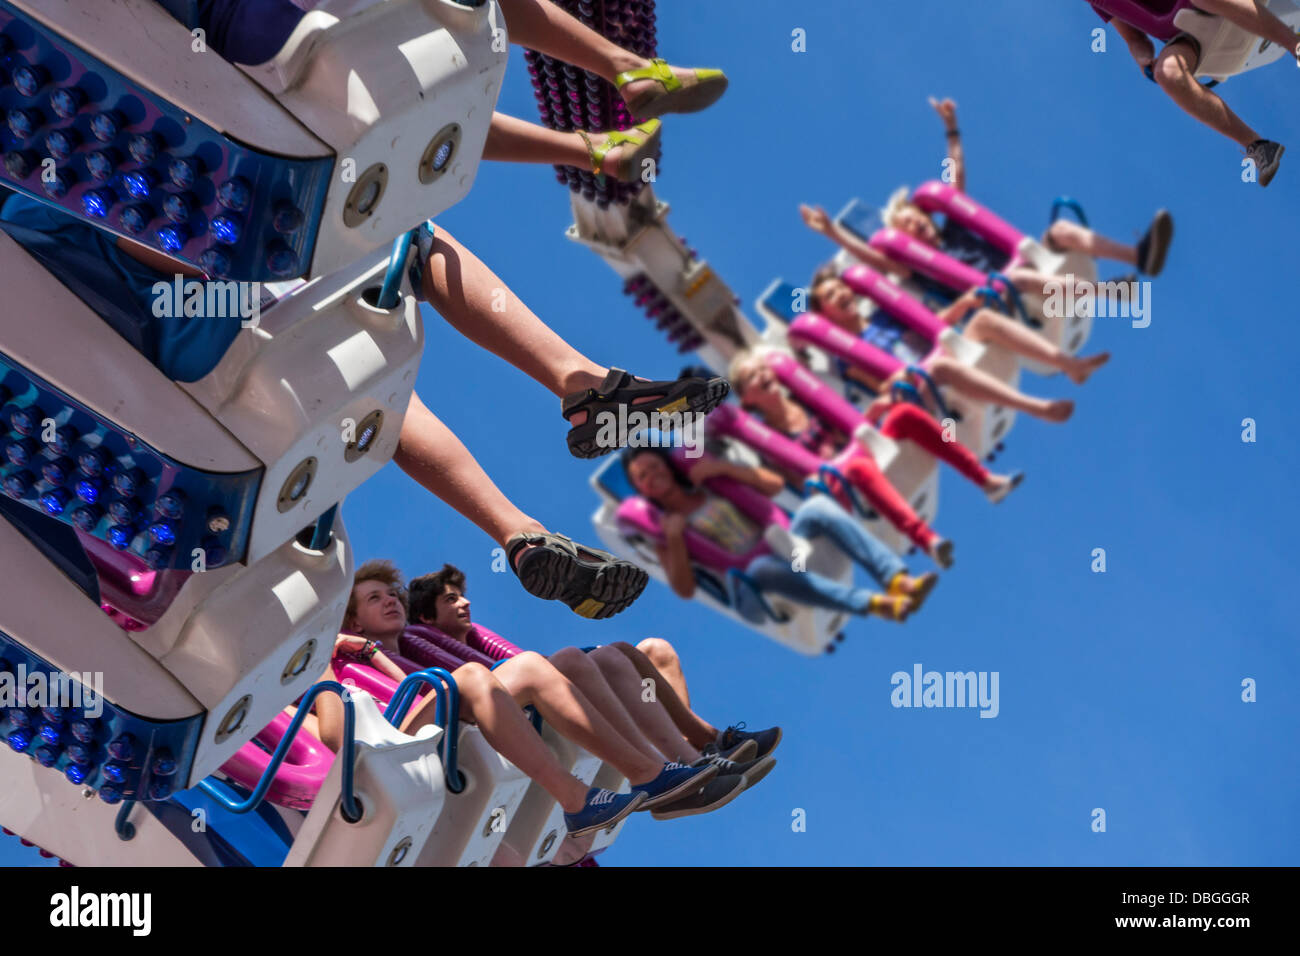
[577,120,662,184]
[614,58,729,119]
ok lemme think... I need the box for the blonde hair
[881,186,915,230]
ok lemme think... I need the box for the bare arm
[800,204,909,276]
[929,97,965,194]
[658,517,697,600]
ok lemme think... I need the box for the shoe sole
[739,755,777,789]
[568,378,731,460]
[565,790,649,840]
[1140,210,1174,276]
[637,763,720,811]
[611,123,663,183]
[719,738,758,763]
[650,775,746,820]
[1259,146,1284,188]
[517,547,649,620]
[627,76,730,120]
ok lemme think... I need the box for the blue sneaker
[564,787,648,839]
[634,761,718,810]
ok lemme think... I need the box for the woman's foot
[983,472,1024,505]
[615,57,729,119]
[925,537,955,569]
[1064,351,1110,385]
[1036,399,1075,423]
[889,571,939,611]
[578,120,662,183]
[867,593,915,623]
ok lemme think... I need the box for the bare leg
[964,310,1110,384]
[393,391,548,549]
[416,229,606,398]
[495,0,702,98]
[926,356,1074,423]
[483,112,639,176]
[586,646,702,763]
[1195,0,1300,50]
[312,665,346,753]
[1153,41,1261,148]
[614,639,720,752]
[546,647,676,761]
[487,652,664,785]
[1044,220,1137,265]
[402,663,590,812]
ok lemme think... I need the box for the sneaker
[699,737,758,763]
[716,723,782,761]
[649,773,747,821]
[984,471,1024,505]
[1135,209,1173,276]
[633,760,718,810]
[693,751,778,789]
[1246,140,1284,188]
[564,787,648,839]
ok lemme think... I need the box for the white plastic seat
[1175,0,1300,82]
[494,725,603,867]
[1010,236,1098,375]
[414,724,532,867]
[283,691,446,867]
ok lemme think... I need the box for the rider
[1090,0,1295,185]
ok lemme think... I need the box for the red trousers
[835,404,990,550]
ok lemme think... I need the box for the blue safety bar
[197,681,362,822]
[985,271,1043,330]
[903,365,954,424]
[1049,197,1090,227]
[383,668,463,794]
[377,230,417,309]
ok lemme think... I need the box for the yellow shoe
[615,58,729,119]
[577,120,662,183]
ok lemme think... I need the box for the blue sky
[5,0,1298,866]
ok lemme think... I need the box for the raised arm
[929,97,965,194]
[799,204,909,277]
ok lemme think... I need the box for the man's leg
[402,663,593,812]
[1153,40,1261,148]
[543,646,678,761]
[583,645,702,763]
[613,639,717,749]
[487,652,666,786]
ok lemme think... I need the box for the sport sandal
[506,531,649,620]
[561,367,729,460]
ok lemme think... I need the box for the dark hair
[620,445,694,509]
[408,563,466,624]
[806,263,841,314]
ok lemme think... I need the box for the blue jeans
[745,495,905,616]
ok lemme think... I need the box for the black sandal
[561,368,730,459]
[506,531,649,620]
